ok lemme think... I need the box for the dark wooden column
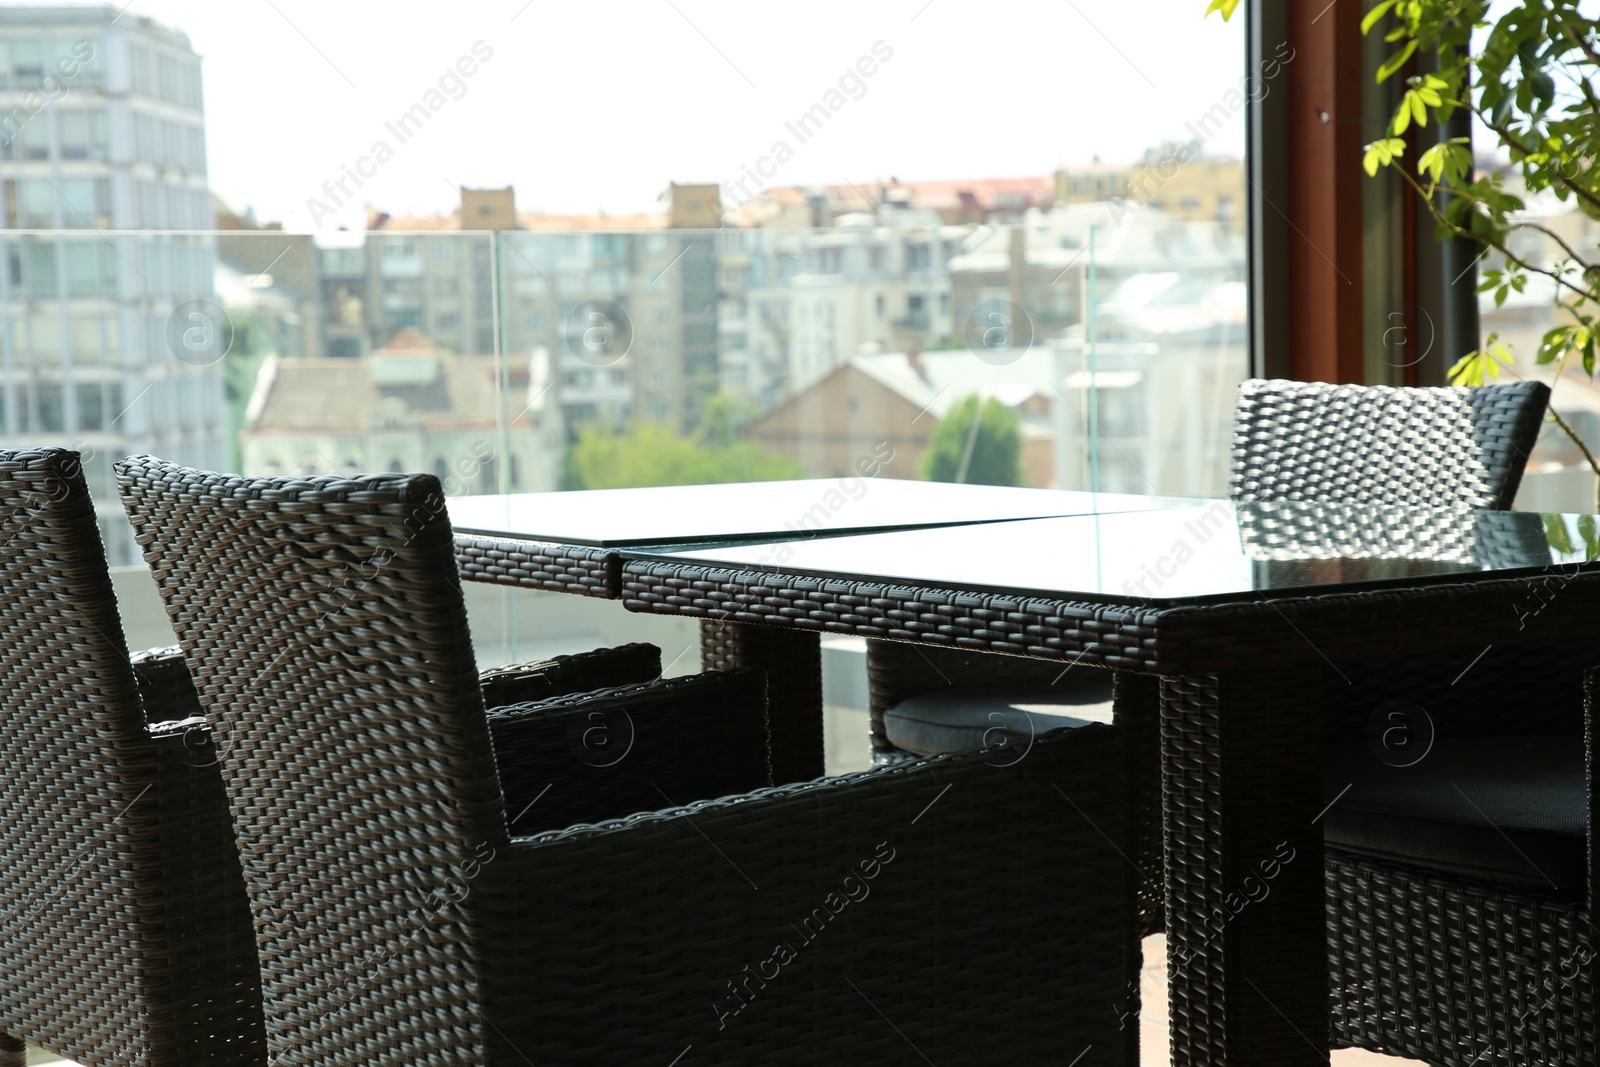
[1249,0,1366,383]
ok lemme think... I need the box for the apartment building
[0,5,223,563]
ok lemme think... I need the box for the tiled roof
[246,355,525,433]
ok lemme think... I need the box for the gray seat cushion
[883,674,1115,757]
[1324,734,1585,895]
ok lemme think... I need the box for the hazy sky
[87,0,1245,229]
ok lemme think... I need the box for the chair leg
[0,1033,26,1067]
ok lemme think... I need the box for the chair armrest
[130,644,205,727]
[479,643,662,710]
[487,668,770,835]
[473,723,1127,1064]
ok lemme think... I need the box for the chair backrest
[117,456,502,1064]
[0,449,174,1064]
[1229,378,1549,510]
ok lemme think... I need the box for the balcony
[5,1,1599,1062]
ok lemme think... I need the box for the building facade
[0,6,223,563]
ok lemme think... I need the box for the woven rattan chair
[1318,638,1597,1064]
[0,447,263,1066]
[1232,496,1591,1063]
[1230,377,1548,509]
[866,377,1552,938]
[117,455,1134,1066]
[0,449,668,1067]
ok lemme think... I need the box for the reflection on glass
[638,502,1600,606]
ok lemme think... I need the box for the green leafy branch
[1210,0,1600,505]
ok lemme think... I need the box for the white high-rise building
[0,6,222,563]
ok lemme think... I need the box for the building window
[23,241,55,295]
[9,40,43,85]
[65,244,102,297]
[58,110,105,161]
[76,382,111,430]
[32,383,62,435]
[18,180,54,227]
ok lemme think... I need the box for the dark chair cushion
[883,674,1114,757]
[1324,734,1585,894]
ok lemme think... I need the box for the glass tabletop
[624,501,1600,606]
[445,478,1203,548]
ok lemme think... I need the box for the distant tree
[699,392,760,448]
[220,316,268,472]
[564,419,804,490]
[221,316,264,405]
[917,393,1024,487]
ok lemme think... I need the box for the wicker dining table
[451,485,1600,1067]
[448,478,1199,783]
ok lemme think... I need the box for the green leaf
[1446,343,1511,386]
[1204,0,1242,20]
[1377,38,1420,82]
[1410,91,1427,127]
[1532,70,1555,109]
[1546,513,1577,556]
[1362,137,1406,175]
[1392,100,1412,135]
[1578,514,1600,562]
[1418,143,1447,183]
[1491,88,1514,127]
[1536,326,1574,365]
[1361,0,1398,35]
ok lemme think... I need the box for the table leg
[1112,671,1166,939]
[698,620,824,785]
[1161,668,1329,1066]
